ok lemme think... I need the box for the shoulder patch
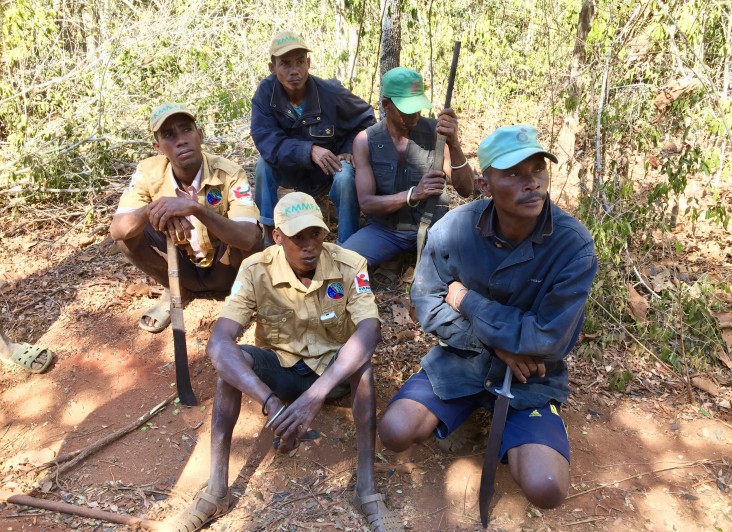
[231,183,254,206]
[354,271,371,294]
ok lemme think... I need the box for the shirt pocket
[255,307,294,345]
[371,161,396,194]
[309,123,335,140]
[319,302,350,343]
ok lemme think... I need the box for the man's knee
[377,403,428,452]
[521,475,568,509]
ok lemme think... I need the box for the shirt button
[331,253,336,258]
[281,318,286,322]
[316,117,321,120]
[495,242,503,248]
[485,380,492,388]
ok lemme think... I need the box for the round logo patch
[207,188,222,205]
[326,282,345,300]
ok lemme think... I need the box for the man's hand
[311,145,343,176]
[268,390,324,453]
[163,217,193,244]
[337,153,353,165]
[147,194,199,233]
[412,170,446,203]
[436,108,460,147]
[493,347,546,384]
[446,281,468,311]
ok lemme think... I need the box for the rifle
[167,236,198,406]
[414,41,461,268]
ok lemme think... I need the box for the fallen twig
[39,393,177,484]
[567,458,723,499]
[2,493,160,530]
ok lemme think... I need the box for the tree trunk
[554,0,595,211]
[379,0,401,119]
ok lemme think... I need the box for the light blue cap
[477,125,558,172]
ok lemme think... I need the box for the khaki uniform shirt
[117,152,259,265]
[219,242,379,374]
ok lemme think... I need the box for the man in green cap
[378,125,597,513]
[110,103,263,333]
[341,66,474,269]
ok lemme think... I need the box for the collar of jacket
[269,76,322,123]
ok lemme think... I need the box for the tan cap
[274,192,329,237]
[269,31,310,57]
[149,102,196,132]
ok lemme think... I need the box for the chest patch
[354,272,372,294]
[206,188,222,205]
[326,282,344,300]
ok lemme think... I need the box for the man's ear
[268,61,275,74]
[152,140,162,155]
[476,170,492,197]
[197,127,204,143]
[272,227,283,245]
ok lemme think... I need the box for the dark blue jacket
[251,74,375,173]
[411,198,598,410]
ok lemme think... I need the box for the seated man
[341,67,473,268]
[168,192,403,532]
[251,31,376,246]
[110,103,263,333]
[378,126,598,511]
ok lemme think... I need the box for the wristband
[452,287,468,309]
[450,159,469,169]
[262,392,276,416]
[406,186,420,207]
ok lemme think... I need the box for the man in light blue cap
[378,124,598,515]
[341,67,473,272]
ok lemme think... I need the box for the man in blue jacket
[251,31,376,246]
[378,125,598,512]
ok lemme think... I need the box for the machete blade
[478,366,513,527]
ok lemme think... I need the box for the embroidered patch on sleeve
[354,272,372,294]
[231,183,254,206]
[127,171,141,191]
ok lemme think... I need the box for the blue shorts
[390,370,569,463]
[242,345,350,403]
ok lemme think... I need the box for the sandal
[9,343,54,374]
[139,300,171,333]
[166,489,233,532]
[352,492,404,532]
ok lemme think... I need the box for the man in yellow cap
[110,103,263,333]
[251,31,376,247]
[341,66,474,269]
[167,192,403,532]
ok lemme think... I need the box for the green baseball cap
[382,67,432,114]
[477,125,558,172]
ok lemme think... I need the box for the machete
[414,40,461,268]
[479,365,514,527]
[167,236,198,406]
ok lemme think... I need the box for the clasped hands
[445,280,546,384]
[146,190,198,244]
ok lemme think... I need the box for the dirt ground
[0,186,731,531]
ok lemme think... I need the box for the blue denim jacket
[251,75,375,172]
[411,198,598,410]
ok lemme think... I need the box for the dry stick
[4,494,160,530]
[590,295,677,378]
[39,393,177,480]
[676,277,695,404]
[566,458,722,500]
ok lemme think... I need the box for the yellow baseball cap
[269,31,311,57]
[274,192,329,237]
[149,102,196,132]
